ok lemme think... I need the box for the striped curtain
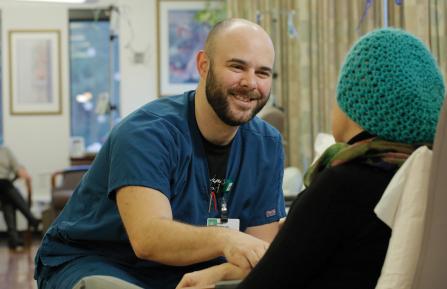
[226,0,446,171]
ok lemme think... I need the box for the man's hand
[223,231,269,269]
[176,263,248,289]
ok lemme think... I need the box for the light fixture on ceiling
[16,0,97,3]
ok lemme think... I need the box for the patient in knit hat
[335,28,444,144]
[176,28,445,289]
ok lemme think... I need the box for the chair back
[411,100,447,289]
[258,106,285,136]
[51,165,89,212]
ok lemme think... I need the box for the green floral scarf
[303,137,425,188]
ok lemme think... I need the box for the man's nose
[240,70,257,90]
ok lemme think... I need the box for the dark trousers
[0,179,37,244]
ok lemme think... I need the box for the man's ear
[196,50,209,78]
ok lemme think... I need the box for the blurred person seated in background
[176,28,445,289]
[0,145,39,250]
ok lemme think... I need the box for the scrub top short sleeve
[107,111,180,200]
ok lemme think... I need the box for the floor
[0,237,40,289]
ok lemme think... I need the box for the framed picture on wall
[9,30,62,115]
[157,0,213,96]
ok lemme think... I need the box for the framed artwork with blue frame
[157,0,213,96]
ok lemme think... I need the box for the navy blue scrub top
[35,91,286,288]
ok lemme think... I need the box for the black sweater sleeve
[237,163,393,289]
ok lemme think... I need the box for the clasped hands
[176,231,269,289]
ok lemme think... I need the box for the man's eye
[257,71,271,78]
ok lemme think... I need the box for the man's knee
[38,256,148,289]
[72,275,144,289]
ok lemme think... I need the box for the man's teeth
[234,94,251,102]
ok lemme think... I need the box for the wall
[0,0,157,203]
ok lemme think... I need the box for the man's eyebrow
[226,58,273,73]
[258,66,273,74]
[226,58,247,65]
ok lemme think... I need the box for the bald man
[35,19,286,289]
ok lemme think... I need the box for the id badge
[207,218,240,231]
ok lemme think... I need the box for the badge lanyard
[208,178,233,223]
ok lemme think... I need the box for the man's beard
[205,66,269,126]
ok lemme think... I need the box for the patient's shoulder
[305,162,395,206]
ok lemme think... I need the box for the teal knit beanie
[336,28,445,144]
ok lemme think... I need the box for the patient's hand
[278,218,286,230]
[176,263,248,289]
